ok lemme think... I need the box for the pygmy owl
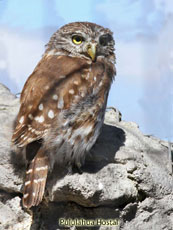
[12,22,116,208]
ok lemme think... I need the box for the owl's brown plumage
[12,22,116,208]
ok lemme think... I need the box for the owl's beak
[87,43,97,62]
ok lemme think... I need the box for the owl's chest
[51,99,106,165]
[57,62,110,136]
[54,89,107,152]
[60,65,109,134]
[51,60,108,104]
[47,63,112,164]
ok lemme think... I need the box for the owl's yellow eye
[72,35,83,45]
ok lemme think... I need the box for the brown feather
[22,148,49,208]
[12,55,91,147]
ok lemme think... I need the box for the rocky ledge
[0,83,172,230]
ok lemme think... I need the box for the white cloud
[0,27,45,92]
[139,15,173,140]
[154,0,173,14]
[95,0,164,39]
[0,60,7,69]
[116,40,145,81]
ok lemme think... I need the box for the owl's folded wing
[12,55,89,147]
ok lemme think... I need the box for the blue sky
[0,0,172,141]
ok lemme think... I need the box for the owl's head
[46,22,115,62]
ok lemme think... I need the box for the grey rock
[0,191,32,230]
[0,83,172,230]
[0,84,22,194]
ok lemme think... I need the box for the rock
[0,191,32,230]
[0,83,172,230]
[0,84,22,194]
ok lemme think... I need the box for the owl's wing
[12,55,90,147]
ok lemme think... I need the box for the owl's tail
[22,148,49,208]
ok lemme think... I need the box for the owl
[12,22,116,208]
